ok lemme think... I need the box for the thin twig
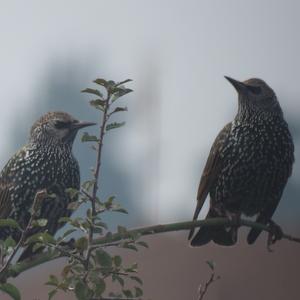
[81,188,94,202]
[198,271,220,300]
[85,90,111,278]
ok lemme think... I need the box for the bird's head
[225,76,283,119]
[30,111,96,146]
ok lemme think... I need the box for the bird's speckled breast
[211,117,294,216]
[0,143,80,230]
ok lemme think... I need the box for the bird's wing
[188,122,232,240]
[0,148,27,219]
[0,180,12,219]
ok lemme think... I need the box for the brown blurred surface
[3,229,300,300]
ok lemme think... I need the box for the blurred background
[0,1,300,299]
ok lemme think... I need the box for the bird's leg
[267,219,283,252]
[225,211,241,244]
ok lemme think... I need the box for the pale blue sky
[0,0,299,226]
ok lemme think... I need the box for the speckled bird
[0,111,95,257]
[188,77,294,246]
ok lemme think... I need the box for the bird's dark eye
[54,121,70,129]
[247,85,261,95]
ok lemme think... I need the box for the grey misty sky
[0,0,299,225]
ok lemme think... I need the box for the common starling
[188,77,294,246]
[0,111,95,258]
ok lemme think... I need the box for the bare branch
[92,218,300,247]
[198,262,220,300]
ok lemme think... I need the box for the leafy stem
[85,90,111,270]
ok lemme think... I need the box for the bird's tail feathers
[190,208,237,247]
[188,201,202,240]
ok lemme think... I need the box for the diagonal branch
[0,190,47,281]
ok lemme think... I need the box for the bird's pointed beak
[224,76,247,93]
[72,121,97,130]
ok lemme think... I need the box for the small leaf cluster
[81,78,133,144]
[0,78,146,300]
[0,215,53,299]
[45,78,146,300]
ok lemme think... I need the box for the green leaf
[111,203,128,214]
[95,249,112,268]
[94,278,106,296]
[111,87,133,102]
[61,228,77,239]
[113,255,122,267]
[111,106,128,114]
[122,289,133,298]
[81,88,103,97]
[0,219,21,230]
[58,217,72,223]
[32,242,44,253]
[61,265,72,278]
[123,244,138,251]
[27,232,56,245]
[137,241,149,248]
[94,221,108,230]
[130,232,142,242]
[106,80,116,88]
[81,180,95,192]
[117,225,127,235]
[65,188,80,200]
[81,132,99,142]
[106,122,125,131]
[206,260,215,271]
[67,201,81,211]
[46,274,59,287]
[0,283,21,300]
[104,195,115,208]
[4,236,16,249]
[90,99,107,111]
[32,218,48,227]
[130,276,143,285]
[115,79,133,86]
[113,274,124,287]
[70,219,89,233]
[124,262,138,273]
[75,236,88,252]
[93,78,108,87]
[75,280,93,300]
[48,289,57,300]
[135,286,143,297]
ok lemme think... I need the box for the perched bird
[0,111,95,258]
[188,77,294,246]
